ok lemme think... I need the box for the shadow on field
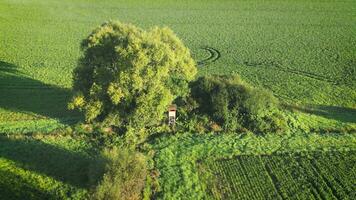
[0,61,81,124]
[285,104,356,123]
[0,136,104,189]
[0,169,56,200]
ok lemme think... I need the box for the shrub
[189,75,287,134]
[69,21,197,141]
[92,147,148,200]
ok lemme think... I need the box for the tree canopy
[69,21,197,139]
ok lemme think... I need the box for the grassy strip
[0,133,99,199]
[0,158,88,200]
[0,119,67,135]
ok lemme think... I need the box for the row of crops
[207,151,355,200]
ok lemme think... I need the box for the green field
[0,134,95,199]
[1,0,355,133]
[1,0,356,199]
[207,151,356,199]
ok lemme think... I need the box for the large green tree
[69,21,197,140]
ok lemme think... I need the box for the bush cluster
[185,75,288,134]
[92,147,148,200]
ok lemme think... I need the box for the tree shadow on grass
[284,104,356,123]
[0,169,57,200]
[0,61,82,125]
[0,136,105,189]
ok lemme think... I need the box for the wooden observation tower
[168,104,177,126]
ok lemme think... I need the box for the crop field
[0,0,356,199]
[207,151,356,200]
[1,0,356,133]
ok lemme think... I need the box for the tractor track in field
[241,59,342,85]
[196,49,348,86]
[197,47,221,66]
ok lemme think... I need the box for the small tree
[92,148,148,200]
[69,21,197,140]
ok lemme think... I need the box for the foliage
[68,21,197,140]
[92,147,148,200]
[187,75,288,134]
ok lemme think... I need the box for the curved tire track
[241,59,342,85]
[197,47,221,66]
[197,48,347,86]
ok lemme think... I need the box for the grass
[0,0,356,199]
[0,158,87,200]
[0,61,81,134]
[1,0,355,133]
[0,133,98,200]
[207,151,356,199]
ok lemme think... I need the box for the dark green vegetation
[188,75,287,133]
[1,0,356,199]
[92,148,148,200]
[208,151,356,199]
